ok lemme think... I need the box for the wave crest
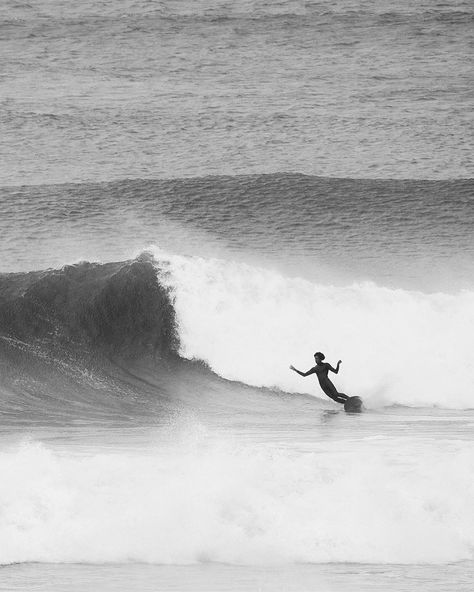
[0,253,178,359]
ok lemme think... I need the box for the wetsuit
[314,363,348,404]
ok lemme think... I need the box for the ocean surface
[1,1,474,591]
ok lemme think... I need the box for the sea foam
[154,248,474,409]
[0,433,473,566]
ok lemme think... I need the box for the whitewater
[156,248,474,408]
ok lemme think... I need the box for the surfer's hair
[314,352,325,360]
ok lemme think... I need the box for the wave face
[0,255,185,424]
[0,254,177,359]
[156,248,474,409]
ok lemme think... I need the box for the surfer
[290,352,349,404]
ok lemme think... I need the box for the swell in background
[1,175,473,291]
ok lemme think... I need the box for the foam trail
[1,435,474,566]
[154,248,474,409]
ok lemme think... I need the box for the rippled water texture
[1,175,473,290]
[1,0,473,185]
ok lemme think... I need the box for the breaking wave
[0,252,177,360]
[156,248,474,410]
[0,254,183,424]
[1,248,473,421]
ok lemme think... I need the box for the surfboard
[344,396,363,413]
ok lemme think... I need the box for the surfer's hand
[337,360,342,365]
[289,365,296,371]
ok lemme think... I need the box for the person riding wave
[290,352,349,404]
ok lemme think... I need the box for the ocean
[1,1,474,590]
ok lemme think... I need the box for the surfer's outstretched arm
[327,360,342,374]
[290,365,315,377]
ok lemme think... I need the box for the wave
[155,248,474,409]
[0,252,177,359]
[0,254,184,424]
[2,174,473,294]
[1,249,474,419]
[0,253,309,424]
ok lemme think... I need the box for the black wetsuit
[314,363,348,404]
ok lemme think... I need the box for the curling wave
[0,252,178,359]
[1,248,474,420]
[0,254,185,424]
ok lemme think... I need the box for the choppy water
[1,1,474,591]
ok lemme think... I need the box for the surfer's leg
[326,393,346,404]
[320,381,348,405]
[330,393,348,404]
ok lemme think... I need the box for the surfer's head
[314,352,325,362]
